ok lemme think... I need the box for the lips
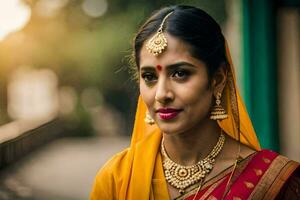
[156,108,182,120]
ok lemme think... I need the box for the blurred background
[0,0,299,199]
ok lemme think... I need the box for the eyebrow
[140,61,196,71]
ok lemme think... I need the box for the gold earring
[145,111,155,125]
[210,92,228,120]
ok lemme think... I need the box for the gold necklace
[161,132,225,194]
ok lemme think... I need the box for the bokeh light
[7,68,59,120]
[0,0,31,41]
[35,0,69,18]
[82,0,108,18]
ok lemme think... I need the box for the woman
[90,5,300,200]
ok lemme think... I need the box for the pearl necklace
[161,133,225,194]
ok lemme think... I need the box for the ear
[211,63,227,96]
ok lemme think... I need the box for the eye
[172,70,190,79]
[141,72,157,83]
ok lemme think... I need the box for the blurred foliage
[0,0,226,135]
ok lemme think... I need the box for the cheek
[184,90,213,122]
[178,78,212,109]
[184,89,212,108]
[139,83,155,108]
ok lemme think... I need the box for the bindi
[156,65,163,71]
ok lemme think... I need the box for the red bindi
[156,65,162,71]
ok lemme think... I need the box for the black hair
[132,5,228,80]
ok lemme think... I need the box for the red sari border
[180,150,298,200]
[224,149,278,199]
[250,157,299,199]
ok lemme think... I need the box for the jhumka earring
[146,11,174,56]
[210,92,228,120]
[144,111,155,125]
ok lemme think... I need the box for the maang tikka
[146,11,174,56]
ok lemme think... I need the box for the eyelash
[171,70,190,79]
[141,72,157,83]
[141,69,191,84]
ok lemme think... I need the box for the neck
[162,118,221,166]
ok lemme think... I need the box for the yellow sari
[90,42,261,199]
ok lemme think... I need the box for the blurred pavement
[0,136,130,200]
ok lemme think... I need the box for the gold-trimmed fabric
[90,40,261,199]
[250,156,299,199]
[175,151,255,200]
[177,173,227,200]
[175,151,299,200]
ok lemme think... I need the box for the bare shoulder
[223,134,256,160]
[239,142,256,159]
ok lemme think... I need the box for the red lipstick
[156,108,182,120]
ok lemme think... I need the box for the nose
[155,78,174,104]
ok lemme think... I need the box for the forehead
[140,33,203,68]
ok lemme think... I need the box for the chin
[156,122,186,135]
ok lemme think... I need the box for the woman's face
[139,33,214,135]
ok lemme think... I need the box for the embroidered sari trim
[223,150,278,199]
[176,150,296,200]
[250,158,299,200]
[175,151,254,200]
[178,175,228,200]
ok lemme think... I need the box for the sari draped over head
[90,42,263,200]
[130,41,261,149]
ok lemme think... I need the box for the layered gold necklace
[161,133,225,194]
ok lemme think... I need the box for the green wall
[242,0,279,150]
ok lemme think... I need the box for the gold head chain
[146,11,174,56]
